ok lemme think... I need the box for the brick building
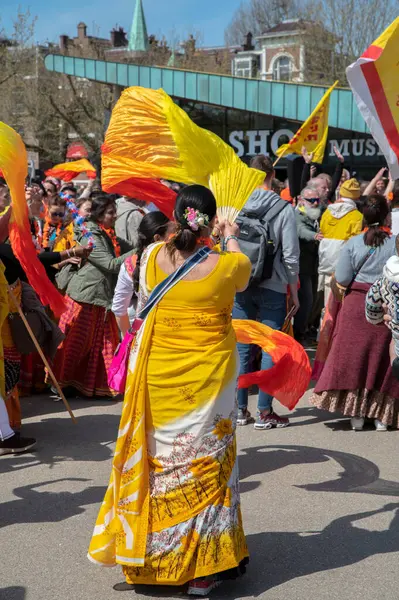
[232,19,334,82]
[59,22,128,58]
[59,0,148,61]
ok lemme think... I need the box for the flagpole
[8,287,77,424]
[273,143,290,167]
[273,151,286,168]
[273,80,339,168]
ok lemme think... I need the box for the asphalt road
[1,388,399,600]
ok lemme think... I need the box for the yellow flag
[276,80,338,164]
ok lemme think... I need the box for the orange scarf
[42,217,65,250]
[362,226,391,234]
[98,224,121,257]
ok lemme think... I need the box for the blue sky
[1,0,243,47]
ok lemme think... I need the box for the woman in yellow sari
[88,185,251,595]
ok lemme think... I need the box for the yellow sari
[88,243,251,585]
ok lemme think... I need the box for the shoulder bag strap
[262,198,288,224]
[261,198,289,256]
[344,247,376,297]
[138,246,212,320]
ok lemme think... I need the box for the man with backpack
[233,154,300,429]
[115,196,147,246]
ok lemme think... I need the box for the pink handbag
[108,318,142,393]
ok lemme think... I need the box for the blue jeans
[233,287,287,412]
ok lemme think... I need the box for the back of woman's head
[133,211,170,293]
[170,185,217,254]
[363,193,390,247]
[138,212,169,248]
[90,195,116,223]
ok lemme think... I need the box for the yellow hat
[340,178,361,200]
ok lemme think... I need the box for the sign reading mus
[229,129,385,160]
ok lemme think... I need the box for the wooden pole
[273,150,287,168]
[8,287,77,424]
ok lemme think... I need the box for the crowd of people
[1,150,399,595]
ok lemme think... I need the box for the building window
[235,58,252,78]
[272,56,292,82]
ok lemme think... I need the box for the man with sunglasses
[294,187,323,342]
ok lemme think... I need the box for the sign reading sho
[229,129,384,161]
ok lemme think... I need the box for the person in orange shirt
[281,187,294,204]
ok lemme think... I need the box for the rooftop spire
[167,48,176,67]
[128,0,149,52]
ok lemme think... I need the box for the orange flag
[46,158,96,182]
[0,122,65,315]
[233,319,311,410]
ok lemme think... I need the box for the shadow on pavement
[215,503,399,597]
[0,587,26,600]
[3,443,398,530]
[286,405,344,427]
[239,444,399,496]
[20,393,120,420]
[0,412,121,474]
[0,478,104,529]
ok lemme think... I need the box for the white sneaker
[351,417,365,431]
[374,419,388,431]
[188,579,221,596]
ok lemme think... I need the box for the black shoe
[113,582,135,591]
[0,434,36,456]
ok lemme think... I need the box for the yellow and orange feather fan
[102,87,265,221]
[0,122,65,316]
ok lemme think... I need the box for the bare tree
[0,10,113,167]
[225,0,298,45]
[299,0,398,84]
[321,0,397,64]
[225,0,398,84]
[0,8,37,87]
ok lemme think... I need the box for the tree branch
[66,75,102,125]
[0,72,16,87]
[47,94,100,154]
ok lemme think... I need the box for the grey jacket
[335,233,396,286]
[115,197,147,246]
[244,189,300,294]
[66,221,134,309]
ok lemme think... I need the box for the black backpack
[236,198,288,287]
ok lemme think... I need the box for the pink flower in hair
[183,207,209,231]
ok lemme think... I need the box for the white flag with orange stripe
[346,17,399,178]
